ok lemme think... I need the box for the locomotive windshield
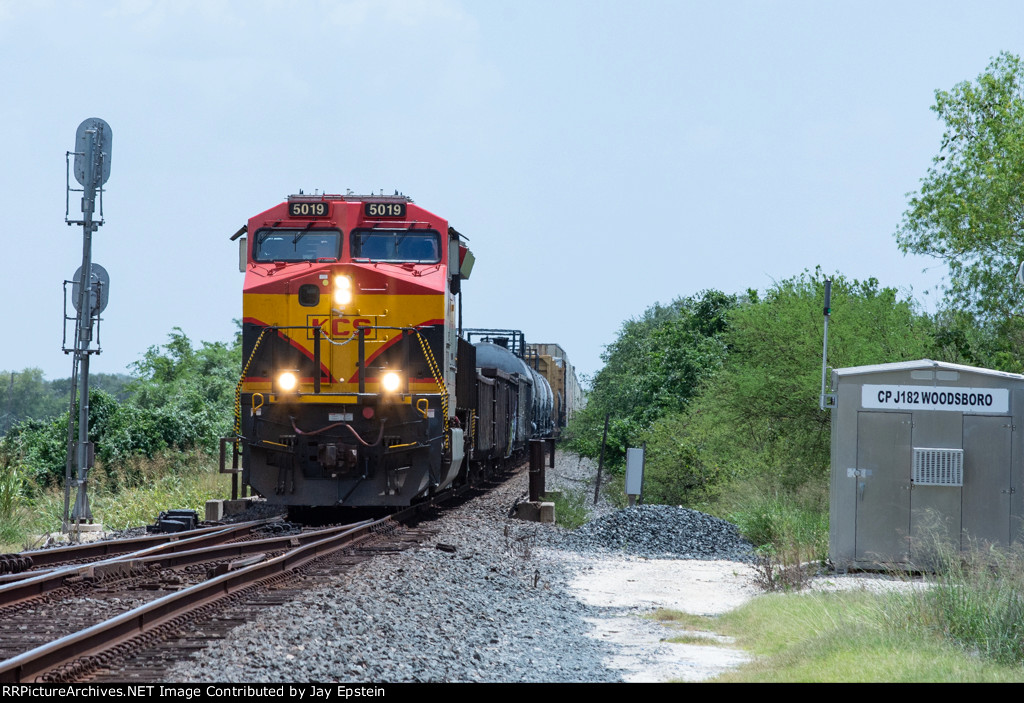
[351,230,441,263]
[254,228,341,262]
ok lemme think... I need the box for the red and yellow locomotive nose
[238,194,454,395]
[234,192,482,509]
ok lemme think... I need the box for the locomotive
[231,193,577,513]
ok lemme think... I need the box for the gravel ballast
[165,452,758,683]
[557,504,757,562]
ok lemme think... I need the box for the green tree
[643,270,933,503]
[927,307,1024,373]
[896,52,1024,325]
[0,368,66,434]
[118,327,241,461]
[0,369,129,438]
[565,289,736,466]
[48,373,130,404]
[128,328,239,415]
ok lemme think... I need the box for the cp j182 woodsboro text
[860,384,1008,414]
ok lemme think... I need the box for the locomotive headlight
[381,371,401,393]
[277,370,298,393]
[333,275,353,306]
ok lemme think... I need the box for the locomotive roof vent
[285,191,413,203]
[340,192,413,203]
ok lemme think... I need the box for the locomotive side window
[254,229,342,262]
[350,230,441,263]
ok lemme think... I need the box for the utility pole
[819,278,834,410]
[62,118,112,535]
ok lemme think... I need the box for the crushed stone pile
[556,504,757,562]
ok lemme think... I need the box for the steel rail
[0,516,392,683]
[85,518,380,574]
[18,519,282,568]
[0,520,281,608]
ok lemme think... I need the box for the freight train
[230,193,578,514]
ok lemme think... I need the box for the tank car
[230,193,570,512]
[525,342,582,429]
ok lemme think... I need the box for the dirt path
[565,556,759,682]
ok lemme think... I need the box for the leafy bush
[2,415,70,486]
[0,327,240,491]
[640,410,734,506]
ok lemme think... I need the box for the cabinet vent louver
[912,448,963,486]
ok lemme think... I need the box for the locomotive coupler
[317,442,359,470]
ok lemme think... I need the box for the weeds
[885,540,1024,666]
[664,632,724,645]
[752,546,819,592]
[646,608,717,630]
[0,449,232,551]
[644,609,733,648]
[0,447,25,523]
[503,523,536,560]
[546,488,590,529]
[729,492,828,592]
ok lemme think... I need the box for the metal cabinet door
[855,412,912,563]
[962,415,1012,547]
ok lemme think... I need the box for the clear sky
[2,0,1022,384]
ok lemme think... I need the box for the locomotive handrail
[244,323,441,334]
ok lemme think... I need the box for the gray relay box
[829,359,1024,570]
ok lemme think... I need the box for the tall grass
[0,451,25,521]
[0,449,233,551]
[0,449,28,547]
[729,494,828,554]
[885,540,1024,666]
[90,461,226,530]
[714,589,1024,682]
[726,491,828,591]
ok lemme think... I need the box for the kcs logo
[307,315,378,340]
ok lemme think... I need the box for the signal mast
[61,118,112,535]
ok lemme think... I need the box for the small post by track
[529,439,546,502]
[594,412,609,505]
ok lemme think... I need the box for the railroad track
[0,514,410,682]
[86,521,440,683]
[0,459,528,683]
[0,519,285,597]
